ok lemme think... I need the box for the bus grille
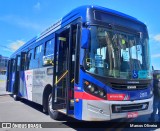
[112,102,149,113]
[110,83,148,90]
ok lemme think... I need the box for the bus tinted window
[45,39,54,56]
[35,44,44,68]
[26,49,34,70]
[35,44,43,59]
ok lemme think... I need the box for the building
[0,55,9,75]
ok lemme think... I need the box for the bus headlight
[99,90,105,97]
[87,84,98,94]
[90,85,95,92]
[84,80,107,99]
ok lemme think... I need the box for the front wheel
[48,94,62,120]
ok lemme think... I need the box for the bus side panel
[24,70,33,101]
[32,67,53,105]
[74,98,82,120]
[18,67,52,105]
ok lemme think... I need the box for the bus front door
[14,52,26,98]
[6,58,16,93]
[52,25,77,114]
[52,29,69,112]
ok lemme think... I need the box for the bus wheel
[48,93,62,120]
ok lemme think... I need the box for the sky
[0,0,160,69]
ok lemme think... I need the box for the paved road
[0,95,159,131]
[0,95,54,122]
[0,81,76,130]
[0,79,11,97]
[0,80,9,96]
[0,95,76,131]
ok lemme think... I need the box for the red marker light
[75,99,79,102]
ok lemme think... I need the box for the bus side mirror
[81,28,90,49]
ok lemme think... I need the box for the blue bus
[6,5,153,121]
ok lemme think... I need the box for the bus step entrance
[58,109,66,114]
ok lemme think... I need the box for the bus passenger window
[43,39,54,66]
[35,44,43,59]
[45,39,54,56]
[34,44,44,68]
[26,49,34,70]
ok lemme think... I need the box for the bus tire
[48,93,62,120]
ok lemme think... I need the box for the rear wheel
[48,93,62,120]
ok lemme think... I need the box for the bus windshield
[85,26,151,79]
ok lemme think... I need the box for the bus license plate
[127,112,138,118]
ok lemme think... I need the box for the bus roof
[10,5,144,58]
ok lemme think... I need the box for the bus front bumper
[81,97,153,121]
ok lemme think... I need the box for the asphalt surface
[0,80,160,131]
[0,81,75,130]
[0,80,8,95]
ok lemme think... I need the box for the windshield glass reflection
[85,26,151,79]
